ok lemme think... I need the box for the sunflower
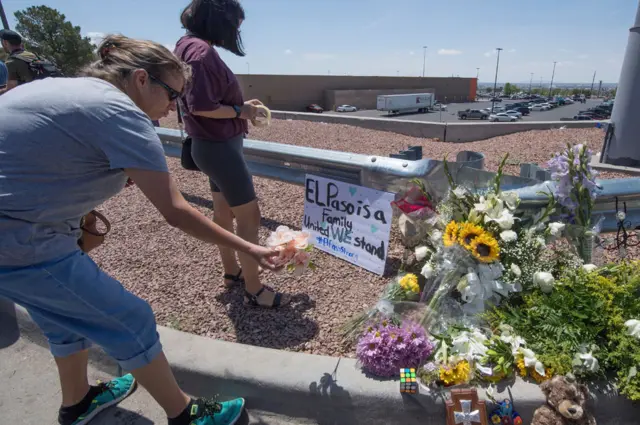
[469,233,501,263]
[531,367,553,384]
[457,222,485,249]
[443,221,459,247]
[516,356,528,377]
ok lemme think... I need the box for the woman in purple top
[175,0,289,309]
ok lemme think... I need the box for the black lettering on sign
[354,236,386,260]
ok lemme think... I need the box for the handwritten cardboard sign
[302,174,394,275]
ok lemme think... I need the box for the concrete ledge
[5,303,640,424]
[271,110,608,143]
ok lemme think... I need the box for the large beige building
[236,75,478,111]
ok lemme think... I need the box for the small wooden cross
[445,388,488,425]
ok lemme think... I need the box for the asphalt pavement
[324,99,603,123]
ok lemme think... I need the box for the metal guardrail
[157,128,640,232]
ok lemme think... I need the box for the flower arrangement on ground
[265,226,315,275]
[356,317,435,377]
[348,143,640,403]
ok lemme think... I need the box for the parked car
[530,104,550,111]
[490,113,517,122]
[564,98,574,104]
[306,104,324,113]
[458,109,490,120]
[512,106,530,116]
[573,115,593,120]
[432,102,448,111]
[490,97,502,102]
[505,110,523,119]
[336,104,357,112]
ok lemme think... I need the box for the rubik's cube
[400,368,418,394]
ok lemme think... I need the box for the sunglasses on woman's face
[149,74,181,101]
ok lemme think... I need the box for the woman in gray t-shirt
[0,34,268,425]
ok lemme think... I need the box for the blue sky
[2,0,636,83]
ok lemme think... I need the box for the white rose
[536,236,546,246]
[486,210,515,230]
[577,352,600,373]
[421,263,434,279]
[548,222,566,236]
[533,271,555,293]
[473,196,489,213]
[625,320,640,339]
[617,211,627,222]
[415,246,429,261]
[453,186,468,198]
[510,263,522,277]
[582,264,598,273]
[500,191,520,210]
[430,230,443,245]
[500,230,518,242]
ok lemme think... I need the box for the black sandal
[244,286,289,308]
[223,269,245,288]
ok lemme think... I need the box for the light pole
[529,73,534,95]
[0,0,9,30]
[476,68,480,79]
[548,61,557,98]
[422,46,427,77]
[590,70,597,96]
[491,48,503,113]
[246,62,250,74]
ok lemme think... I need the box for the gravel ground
[91,115,639,357]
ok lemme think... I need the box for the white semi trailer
[376,93,435,115]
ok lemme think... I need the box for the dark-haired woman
[175,0,290,308]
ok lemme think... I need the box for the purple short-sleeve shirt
[174,35,248,141]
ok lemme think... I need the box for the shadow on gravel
[215,289,318,350]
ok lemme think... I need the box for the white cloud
[438,49,462,55]
[508,48,516,53]
[164,43,175,52]
[577,54,589,59]
[86,31,106,47]
[284,49,292,55]
[409,51,415,55]
[302,53,335,61]
[557,61,575,67]
[484,50,496,57]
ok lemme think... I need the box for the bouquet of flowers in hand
[265,226,315,276]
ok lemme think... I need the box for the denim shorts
[0,250,162,370]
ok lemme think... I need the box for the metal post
[422,46,427,77]
[246,62,250,74]
[529,73,533,94]
[597,80,603,98]
[548,61,557,98]
[601,0,640,167]
[476,68,480,79]
[0,0,9,30]
[590,70,597,95]
[491,48,503,113]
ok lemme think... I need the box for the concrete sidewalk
[3,299,640,425]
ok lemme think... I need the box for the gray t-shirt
[0,77,168,266]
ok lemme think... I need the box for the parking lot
[323,99,603,123]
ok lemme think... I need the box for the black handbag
[177,101,200,172]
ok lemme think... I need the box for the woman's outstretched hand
[240,99,268,120]
[248,244,284,271]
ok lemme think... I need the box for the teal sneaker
[59,374,137,425]
[188,397,245,425]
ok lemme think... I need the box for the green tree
[14,5,96,76]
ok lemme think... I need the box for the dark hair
[0,29,22,47]
[180,0,246,56]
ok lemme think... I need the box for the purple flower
[356,318,435,377]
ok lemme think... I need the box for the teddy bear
[532,375,596,425]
